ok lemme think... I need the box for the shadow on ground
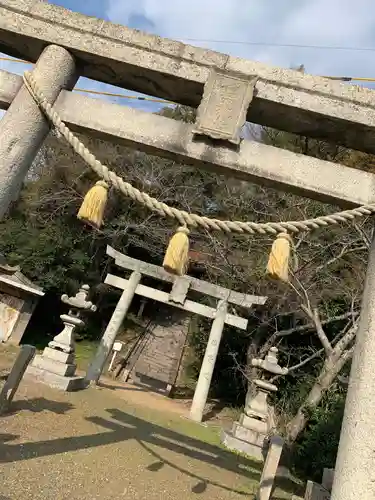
[0,433,19,443]
[1,397,74,417]
[170,385,195,400]
[98,381,148,393]
[0,405,303,497]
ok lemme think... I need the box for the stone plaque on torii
[85,245,267,423]
[0,2,374,497]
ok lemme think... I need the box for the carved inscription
[193,70,258,144]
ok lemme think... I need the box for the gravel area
[0,347,301,499]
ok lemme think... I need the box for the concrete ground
[0,346,303,499]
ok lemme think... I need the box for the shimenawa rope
[22,71,375,236]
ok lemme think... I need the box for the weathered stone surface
[0,258,43,345]
[322,468,334,492]
[231,422,265,447]
[190,300,228,422]
[0,45,77,218]
[105,273,247,329]
[5,297,38,346]
[221,429,264,461]
[238,413,268,433]
[31,354,76,377]
[104,249,263,423]
[0,293,23,343]
[61,284,96,311]
[26,284,96,392]
[107,247,265,308]
[0,70,22,109]
[169,276,191,305]
[224,348,286,462]
[193,71,257,144]
[253,346,289,376]
[257,435,284,500]
[1,1,375,150]
[331,220,375,500]
[26,365,85,391]
[85,271,142,384]
[0,344,35,412]
[0,87,368,208]
[41,346,75,365]
[304,481,330,500]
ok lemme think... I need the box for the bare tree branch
[282,348,324,375]
[353,222,371,249]
[301,305,333,355]
[259,311,358,358]
[332,323,358,360]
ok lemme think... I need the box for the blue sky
[1,0,375,115]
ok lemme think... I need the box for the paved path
[0,348,301,499]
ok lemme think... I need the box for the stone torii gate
[85,245,267,423]
[0,1,375,498]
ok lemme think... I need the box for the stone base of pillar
[27,365,85,391]
[221,413,269,461]
[26,346,85,392]
[221,430,264,461]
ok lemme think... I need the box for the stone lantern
[222,347,288,461]
[27,284,96,391]
[245,347,288,420]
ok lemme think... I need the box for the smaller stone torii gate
[85,245,267,422]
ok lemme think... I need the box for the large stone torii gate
[0,1,375,498]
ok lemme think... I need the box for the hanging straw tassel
[77,180,109,229]
[266,232,294,282]
[163,226,190,276]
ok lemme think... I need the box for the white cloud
[3,0,375,117]
[106,0,375,81]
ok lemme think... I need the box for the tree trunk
[285,352,351,444]
[245,335,262,405]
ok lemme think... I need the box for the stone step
[32,354,76,377]
[42,347,74,364]
[26,365,85,392]
[221,428,264,461]
[231,421,266,448]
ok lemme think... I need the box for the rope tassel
[266,232,294,282]
[163,226,190,276]
[77,180,109,229]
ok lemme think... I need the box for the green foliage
[158,104,196,123]
[277,371,321,419]
[292,389,345,480]
[188,317,249,404]
[0,216,95,291]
